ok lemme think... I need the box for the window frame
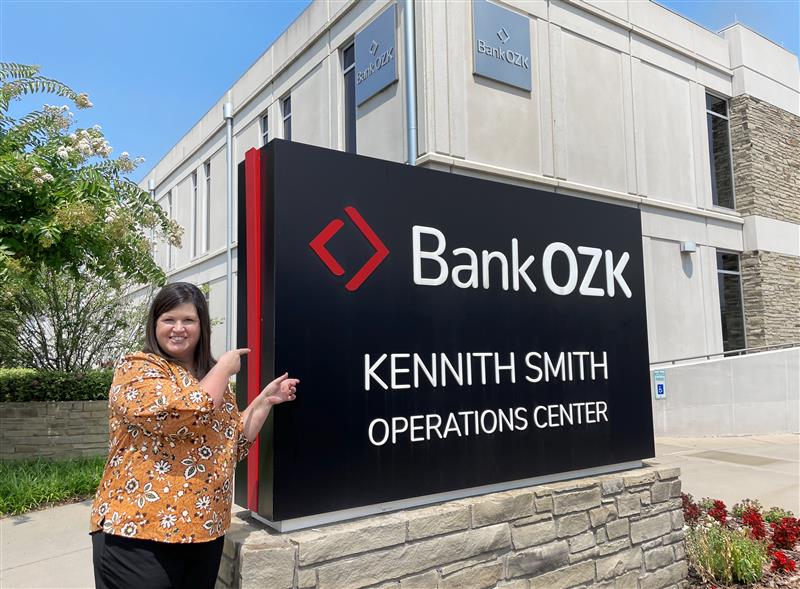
[705,91,736,210]
[282,96,292,141]
[343,42,356,154]
[191,171,199,258]
[260,113,269,147]
[204,160,211,253]
[715,249,747,353]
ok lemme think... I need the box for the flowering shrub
[682,493,702,525]
[708,499,728,526]
[732,498,763,518]
[765,506,795,524]
[686,517,768,585]
[771,550,797,574]
[770,517,800,550]
[741,507,767,541]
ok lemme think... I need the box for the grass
[0,456,106,516]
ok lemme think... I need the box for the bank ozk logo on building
[473,0,532,92]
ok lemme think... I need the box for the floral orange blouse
[90,352,252,543]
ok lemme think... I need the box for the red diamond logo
[309,206,390,291]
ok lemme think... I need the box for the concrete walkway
[1,434,797,589]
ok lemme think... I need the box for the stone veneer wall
[729,95,800,224]
[729,95,800,347]
[215,466,687,589]
[0,401,108,459]
[741,251,800,347]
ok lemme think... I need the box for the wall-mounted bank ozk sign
[473,0,532,91]
[354,5,398,106]
[236,140,654,530]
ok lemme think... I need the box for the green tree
[0,62,181,290]
[0,267,151,371]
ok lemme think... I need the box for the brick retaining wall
[0,401,109,459]
[216,465,687,589]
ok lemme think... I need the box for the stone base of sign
[0,401,108,460]
[216,465,687,589]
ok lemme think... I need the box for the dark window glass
[261,114,269,146]
[283,97,292,141]
[716,253,746,352]
[344,43,356,154]
[706,94,727,116]
[706,93,734,209]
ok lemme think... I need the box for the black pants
[92,532,224,589]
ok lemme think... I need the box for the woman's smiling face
[155,302,201,366]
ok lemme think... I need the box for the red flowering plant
[682,493,701,526]
[771,549,797,574]
[770,517,800,551]
[707,499,728,526]
[741,507,768,541]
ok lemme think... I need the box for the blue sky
[1,0,797,183]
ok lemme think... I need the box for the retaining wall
[0,401,108,459]
[651,347,800,437]
[216,465,687,589]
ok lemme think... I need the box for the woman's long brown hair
[143,282,215,378]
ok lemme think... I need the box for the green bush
[0,368,112,402]
[764,506,795,524]
[0,457,106,515]
[687,519,769,585]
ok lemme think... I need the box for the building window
[191,171,199,258]
[343,43,356,154]
[261,113,269,146]
[716,252,746,352]
[706,93,735,209]
[204,160,211,252]
[282,96,292,141]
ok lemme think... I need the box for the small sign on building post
[653,369,667,399]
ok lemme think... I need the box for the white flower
[69,133,77,141]
[198,446,212,460]
[189,391,204,404]
[160,514,178,529]
[195,496,211,510]
[121,151,129,158]
[92,124,102,131]
[57,147,69,159]
[41,173,54,182]
[124,478,139,494]
[97,502,109,516]
[153,460,171,474]
[120,522,137,537]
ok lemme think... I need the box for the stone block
[556,513,589,537]
[598,538,632,556]
[673,542,686,561]
[614,570,640,588]
[217,556,235,585]
[650,482,672,504]
[511,518,556,549]
[439,554,495,576]
[669,509,685,530]
[528,561,595,589]
[590,505,617,527]
[506,540,569,579]
[439,561,501,589]
[606,518,630,541]
[568,531,595,553]
[616,495,641,517]
[601,477,624,495]
[669,480,682,498]
[400,570,440,589]
[639,561,689,589]
[568,545,599,563]
[552,487,601,515]
[316,524,510,589]
[296,515,406,565]
[512,512,553,527]
[239,543,296,589]
[406,502,470,541]
[298,568,317,589]
[644,545,675,571]
[472,490,534,527]
[534,495,553,513]
[596,547,643,580]
[624,471,656,487]
[496,581,528,589]
[655,467,680,481]
[630,513,672,545]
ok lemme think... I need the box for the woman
[89,282,298,589]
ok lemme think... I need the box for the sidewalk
[1,434,797,589]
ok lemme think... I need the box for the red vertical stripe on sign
[244,147,262,513]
